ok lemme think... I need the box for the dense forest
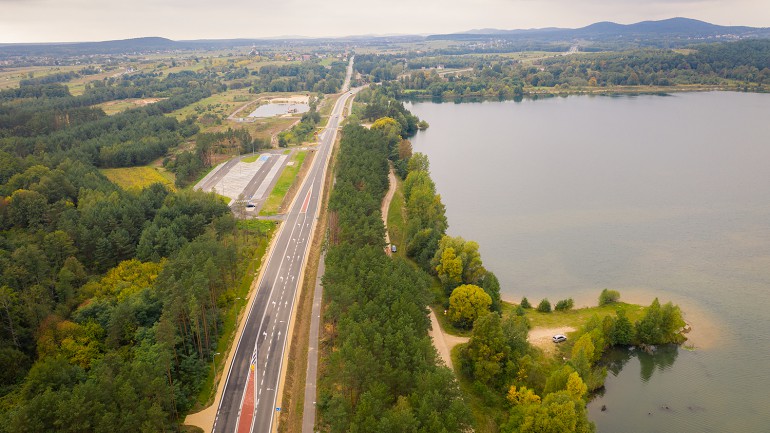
[356,39,770,99]
[249,61,348,94]
[0,54,313,431]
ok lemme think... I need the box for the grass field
[386,174,406,255]
[168,88,256,121]
[101,166,175,191]
[259,151,308,216]
[241,154,261,163]
[509,301,648,330]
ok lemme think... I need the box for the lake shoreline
[400,84,764,103]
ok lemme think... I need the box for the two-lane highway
[213,57,356,433]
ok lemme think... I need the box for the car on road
[552,334,567,343]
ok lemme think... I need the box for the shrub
[555,298,574,311]
[599,289,620,306]
[514,304,526,316]
[520,297,532,309]
[536,299,552,313]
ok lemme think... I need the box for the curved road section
[213,58,356,433]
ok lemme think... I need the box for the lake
[406,92,770,432]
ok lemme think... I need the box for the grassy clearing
[503,301,648,330]
[168,88,256,121]
[319,57,336,67]
[194,220,277,409]
[100,166,175,191]
[386,173,406,254]
[96,98,165,115]
[259,151,308,216]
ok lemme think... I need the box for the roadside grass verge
[100,166,175,191]
[193,220,277,410]
[259,151,308,216]
[241,154,261,163]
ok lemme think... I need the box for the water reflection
[603,345,679,383]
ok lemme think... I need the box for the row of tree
[318,120,472,432]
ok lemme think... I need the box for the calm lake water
[406,92,770,432]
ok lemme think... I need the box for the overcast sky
[1,0,768,43]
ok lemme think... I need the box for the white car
[552,334,567,343]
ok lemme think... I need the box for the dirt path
[428,309,469,370]
[377,167,470,368]
[528,326,575,356]
[381,167,397,255]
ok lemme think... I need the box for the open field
[168,88,256,120]
[508,301,648,330]
[0,65,80,90]
[167,89,309,142]
[100,166,175,191]
[259,150,308,216]
[96,97,166,115]
[386,174,406,255]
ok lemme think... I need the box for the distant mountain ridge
[430,17,770,41]
[1,18,769,58]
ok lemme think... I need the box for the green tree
[8,189,48,228]
[569,334,595,380]
[598,289,620,306]
[518,391,594,433]
[462,312,506,385]
[480,271,503,312]
[566,372,588,400]
[520,297,532,309]
[635,298,685,344]
[432,236,486,295]
[610,309,633,345]
[448,284,492,329]
[555,298,574,311]
[537,298,552,313]
[407,152,430,173]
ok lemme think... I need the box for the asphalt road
[213,58,356,433]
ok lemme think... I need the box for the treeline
[0,72,217,168]
[167,127,268,187]
[0,146,274,430]
[353,86,425,136]
[18,71,79,87]
[318,122,472,431]
[361,39,770,99]
[250,61,347,94]
[277,103,321,147]
[400,151,597,431]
